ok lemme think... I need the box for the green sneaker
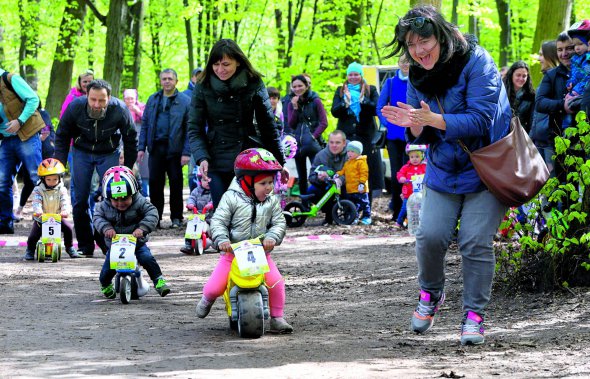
[155,278,170,297]
[101,284,116,299]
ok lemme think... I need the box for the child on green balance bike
[283,164,358,227]
[94,166,171,299]
[195,148,293,334]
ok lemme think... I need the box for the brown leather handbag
[437,97,550,207]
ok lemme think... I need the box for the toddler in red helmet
[23,158,80,260]
[195,148,293,333]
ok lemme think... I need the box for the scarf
[348,83,361,121]
[409,35,477,98]
[397,69,409,81]
[210,68,249,95]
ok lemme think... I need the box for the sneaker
[101,284,116,299]
[270,317,294,334]
[196,297,214,318]
[171,219,182,228]
[14,206,23,222]
[360,217,372,225]
[180,243,194,255]
[461,311,485,345]
[23,249,35,261]
[66,247,80,258]
[411,290,445,334]
[77,250,94,258]
[155,278,170,297]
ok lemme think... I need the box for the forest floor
[1,193,589,378]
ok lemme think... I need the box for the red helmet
[234,148,282,178]
[568,20,590,38]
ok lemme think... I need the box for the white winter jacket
[210,178,286,250]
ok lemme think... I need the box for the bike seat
[298,194,315,201]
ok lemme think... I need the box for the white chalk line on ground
[0,234,413,249]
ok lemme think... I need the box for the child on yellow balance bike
[23,158,79,260]
[195,148,293,334]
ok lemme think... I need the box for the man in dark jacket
[137,69,191,228]
[55,79,137,256]
[308,130,348,225]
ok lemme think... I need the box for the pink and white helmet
[281,135,298,160]
[102,166,139,199]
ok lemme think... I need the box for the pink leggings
[202,253,286,317]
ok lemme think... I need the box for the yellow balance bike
[223,238,271,338]
[36,213,62,263]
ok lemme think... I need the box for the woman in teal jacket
[382,6,511,346]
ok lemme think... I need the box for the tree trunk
[103,0,129,97]
[183,0,194,76]
[87,12,96,70]
[122,0,144,92]
[409,0,441,9]
[496,0,511,67]
[18,0,40,90]
[274,7,286,88]
[0,24,6,67]
[531,0,572,86]
[45,0,87,119]
[285,0,304,70]
[468,1,479,39]
[344,1,363,66]
[451,0,459,25]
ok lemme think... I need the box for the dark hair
[267,86,280,98]
[557,31,572,43]
[503,60,535,106]
[384,5,469,65]
[199,39,262,85]
[291,75,309,86]
[86,79,112,96]
[160,68,178,80]
[540,40,559,72]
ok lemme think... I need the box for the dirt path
[1,197,589,378]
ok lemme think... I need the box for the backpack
[0,71,45,141]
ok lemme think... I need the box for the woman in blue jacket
[382,6,511,346]
[377,56,410,220]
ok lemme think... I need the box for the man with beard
[55,79,137,257]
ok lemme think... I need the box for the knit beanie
[347,140,363,154]
[346,62,363,76]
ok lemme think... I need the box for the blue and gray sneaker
[23,249,35,261]
[411,290,445,333]
[460,311,485,345]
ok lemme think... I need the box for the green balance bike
[283,176,358,227]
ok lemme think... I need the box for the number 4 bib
[231,238,269,276]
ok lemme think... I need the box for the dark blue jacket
[407,45,512,194]
[138,89,191,157]
[377,70,408,141]
[534,64,569,140]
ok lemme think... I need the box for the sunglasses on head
[400,16,431,28]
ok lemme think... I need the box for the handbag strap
[435,96,472,154]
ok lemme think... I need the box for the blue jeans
[0,135,42,228]
[71,147,119,253]
[347,192,371,218]
[415,186,507,315]
[99,244,163,287]
[396,198,408,225]
[208,171,235,208]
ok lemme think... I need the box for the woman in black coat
[503,61,535,133]
[187,39,284,206]
[331,62,383,198]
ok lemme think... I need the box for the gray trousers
[415,186,508,315]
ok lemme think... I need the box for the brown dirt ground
[1,192,589,378]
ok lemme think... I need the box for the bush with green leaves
[495,111,590,291]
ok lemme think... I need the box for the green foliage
[496,112,590,290]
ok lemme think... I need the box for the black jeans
[208,171,235,208]
[27,219,74,251]
[148,141,184,221]
[294,143,321,195]
[99,245,163,287]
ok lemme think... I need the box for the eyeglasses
[400,17,431,29]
